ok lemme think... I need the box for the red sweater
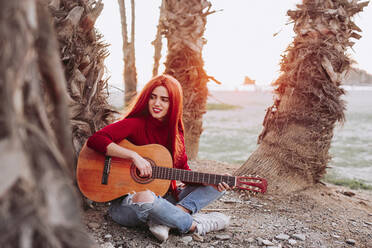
[87,115,190,195]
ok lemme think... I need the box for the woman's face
[148,86,170,121]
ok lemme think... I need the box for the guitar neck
[152,166,236,187]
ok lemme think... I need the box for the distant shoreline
[207,84,372,92]
[107,85,372,108]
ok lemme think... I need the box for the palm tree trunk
[163,0,215,159]
[152,0,165,77]
[235,0,369,193]
[50,0,118,165]
[0,1,92,246]
[118,0,138,106]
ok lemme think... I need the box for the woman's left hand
[217,181,231,192]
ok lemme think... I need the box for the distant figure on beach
[86,74,231,242]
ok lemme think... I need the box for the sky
[97,0,372,91]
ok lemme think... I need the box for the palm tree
[118,0,138,106]
[0,0,92,246]
[49,0,118,169]
[152,0,166,77]
[162,0,217,159]
[235,0,369,193]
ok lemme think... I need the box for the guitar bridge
[101,156,112,185]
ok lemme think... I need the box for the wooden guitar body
[76,140,173,202]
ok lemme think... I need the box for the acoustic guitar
[76,139,267,202]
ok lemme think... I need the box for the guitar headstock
[236,175,267,194]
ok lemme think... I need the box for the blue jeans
[108,184,225,233]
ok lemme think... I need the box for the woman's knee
[132,190,155,203]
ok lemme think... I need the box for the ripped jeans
[108,184,224,233]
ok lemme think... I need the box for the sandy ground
[82,160,372,248]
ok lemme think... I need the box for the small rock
[262,239,274,246]
[104,234,112,239]
[216,234,231,240]
[346,239,356,245]
[288,239,297,245]
[101,242,115,248]
[364,221,372,226]
[221,199,241,204]
[343,191,355,197]
[245,238,255,243]
[116,240,126,245]
[252,204,264,208]
[181,236,193,244]
[256,237,264,245]
[334,241,345,246]
[193,233,204,242]
[113,235,122,241]
[275,234,289,240]
[331,234,341,239]
[88,222,100,229]
[292,233,306,241]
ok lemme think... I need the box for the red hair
[125,74,185,165]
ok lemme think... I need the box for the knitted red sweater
[87,115,190,196]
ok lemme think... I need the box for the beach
[201,87,372,185]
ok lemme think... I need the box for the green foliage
[207,103,241,111]
[324,175,372,190]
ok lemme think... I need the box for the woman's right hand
[132,153,152,177]
[106,143,152,177]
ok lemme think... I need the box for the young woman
[87,74,231,241]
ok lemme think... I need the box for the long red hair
[125,74,185,164]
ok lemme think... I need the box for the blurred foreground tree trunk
[0,0,93,247]
[118,0,137,106]
[162,0,216,160]
[235,0,369,193]
[49,0,117,166]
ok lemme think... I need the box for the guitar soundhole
[130,158,155,184]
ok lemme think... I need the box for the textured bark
[118,0,138,106]
[0,0,93,247]
[162,0,215,159]
[49,0,117,163]
[235,0,369,194]
[152,0,165,77]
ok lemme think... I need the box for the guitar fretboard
[152,166,236,187]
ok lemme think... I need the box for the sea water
[199,87,372,185]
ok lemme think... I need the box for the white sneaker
[193,212,230,236]
[148,220,170,242]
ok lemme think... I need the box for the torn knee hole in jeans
[128,191,156,205]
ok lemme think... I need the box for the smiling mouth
[152,108,162,113]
